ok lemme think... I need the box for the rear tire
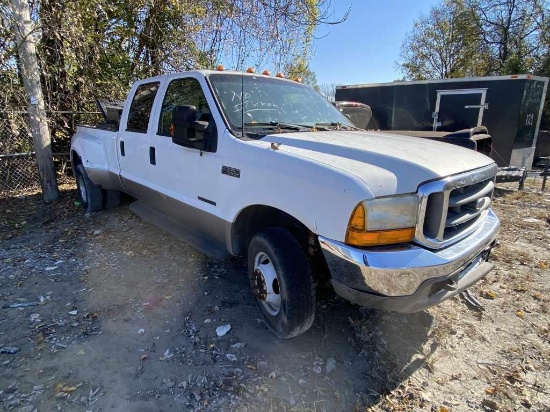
[103,189,121,209]
[75,164,103,213]
[248,227,316,338]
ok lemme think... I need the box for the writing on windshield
[208,73,352,133]
[230,90,280,114]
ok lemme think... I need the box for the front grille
[415,164,498,249]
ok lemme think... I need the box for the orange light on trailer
[511,75,519,78]
[216,65,225,71]
[262,70,271,75]
[293,77,302,83]
[246,67,255,73]
[275,72,284,78]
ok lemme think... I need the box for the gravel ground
[0,178,548,412]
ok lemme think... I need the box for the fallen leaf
[482,291,497,299]
[539,261,548,269]
[485,387,495,395]
[513,284,528,292]
[521,399,532,408]
[140,354,148,361]
[35,332,45,344]
[55,384,78,393]
[516,310,525,318]
[244,361,256,370]
[532,292,542,300]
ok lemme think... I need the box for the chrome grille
[415,163,498,249]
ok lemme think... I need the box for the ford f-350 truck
[71,70,500,338]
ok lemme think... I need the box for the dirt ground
[0,178,549,412]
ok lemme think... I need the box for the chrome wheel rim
[253,252,281,316]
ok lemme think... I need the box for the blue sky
[310,0,440,86]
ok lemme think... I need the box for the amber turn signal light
[348,204,365,230]
[345,228,415,247]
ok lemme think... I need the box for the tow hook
[442,279,458,291]
[460,289,484,312]
[484,240,499,261]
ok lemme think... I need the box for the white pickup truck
[71,70,500,338]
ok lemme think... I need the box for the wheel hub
[252,252,281,316]
[252,269,268,301]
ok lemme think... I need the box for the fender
[71,126,123,191]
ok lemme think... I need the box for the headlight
[346,194,419,246]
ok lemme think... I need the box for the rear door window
[126,82,160,133]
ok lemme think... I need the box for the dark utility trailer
[335,75,549,169]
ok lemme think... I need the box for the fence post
[542,157,549,191]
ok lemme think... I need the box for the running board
[129,201,229,260]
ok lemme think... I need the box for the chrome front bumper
[319,209,500,313]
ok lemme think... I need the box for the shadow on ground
[0,187,434,411]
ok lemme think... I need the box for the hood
[261,130,495,196]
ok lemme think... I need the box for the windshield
[207,73,354,137]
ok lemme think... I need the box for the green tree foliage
[398,0,488,80]
[284,58,319,91]
[398,0,549,80]
[1,0,346,152]
[464,0,548,75]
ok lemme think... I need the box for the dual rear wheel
[75,164,120,213]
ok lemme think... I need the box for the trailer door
[433,88,487,131]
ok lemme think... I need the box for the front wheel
[248,227,316,338]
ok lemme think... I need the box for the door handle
[149,146,156,165]
[120,141,125,156]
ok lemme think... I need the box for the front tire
[75,164,103,213]
[248,227,316,338]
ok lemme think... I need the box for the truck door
[148,76,221,233]
[117,81,161,198]
[433,89,487,131]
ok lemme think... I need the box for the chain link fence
[0,111,102,197]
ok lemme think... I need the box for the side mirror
[172,104,197,143]
[171,105,217,152]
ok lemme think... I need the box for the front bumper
[319,209,500,313]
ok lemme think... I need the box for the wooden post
[10,0,59,202]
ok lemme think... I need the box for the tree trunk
[10,0,59,202]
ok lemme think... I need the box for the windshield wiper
[243,122,310,131]
[314,122,361,131]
